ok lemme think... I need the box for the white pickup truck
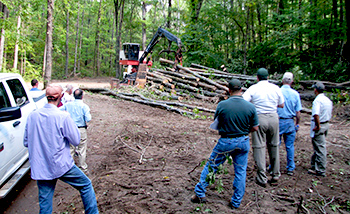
[0,73,47,198]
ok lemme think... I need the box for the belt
[221,133,248,138]
[279,117,293,119]
[78,126,87,129]
[320,121,329,124]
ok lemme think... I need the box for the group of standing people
[26,82,98,213]
[192,68,333,209]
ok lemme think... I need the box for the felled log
[153,71,199,87]
[102,90,196,116]
[153,68,199,81]
[116,92,215,114]
[174,82,199,92]
[190,63,229,75]
[299,80,350,90]
[160,58,230,93]
[147,76,175,89]
[196,81,217,91]
[147,71,172,83]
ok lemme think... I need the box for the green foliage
[327,89,350,105]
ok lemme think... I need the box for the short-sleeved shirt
[312,93,333,122]
[61,92,75,104]
[243,80,284,114]
[277,85,302,118]
[30,88,41,91]
[60,99,91,127]
[23,103,80,180]
[215,95,259,137]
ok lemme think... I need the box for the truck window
[6,79,29,107]
[0,83,11,109]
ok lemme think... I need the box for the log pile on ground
[82,59,349,117]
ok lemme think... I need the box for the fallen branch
[117,136,141,154]
[139,136,153,164]
[103,90,196,116]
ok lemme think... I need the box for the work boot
[190,195,207,203]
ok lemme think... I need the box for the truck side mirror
[0,106,21,122]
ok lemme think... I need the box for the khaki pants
[311,123,329,174]
[252,113,280,184]
[70,127,88,172]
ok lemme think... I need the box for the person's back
[24,104,78,179]
[216,96,257,137]
[243,80,283,114]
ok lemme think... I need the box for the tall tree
[13,13,21,70]
[94,0,102,76]
[73,1,80,76]
[65,2,70,77]
[0,2,8,71]
[44,0,54,88]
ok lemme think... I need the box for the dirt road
[1,78,350,213]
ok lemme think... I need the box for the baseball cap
[282,72,293,81]
[46,85,63,99]
[312,81,325,91]
[228,78,242,90]
[257,68,268,78]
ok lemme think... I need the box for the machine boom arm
[139,27,182,65]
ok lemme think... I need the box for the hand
[295,124,299,132]
[313,126,320,131]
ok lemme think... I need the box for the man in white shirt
[308,82,333,177]
[243,68,284,187]
[61,84,75,104]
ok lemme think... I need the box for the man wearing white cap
[277,72,302,176]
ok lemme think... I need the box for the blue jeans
[194,136,250,208]
[37,165,98,214]
[279,119,296,172]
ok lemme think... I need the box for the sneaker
[255,179,267,188]
[308,169,325,177]
[191,195,207,203]
[287,171,294,176]
[268,178,279,186]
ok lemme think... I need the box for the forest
[0,0,349,86]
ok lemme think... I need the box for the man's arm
[278,103,285,108]
[313,114,321,131]
[250,125,259,132]
[295,111,301,125]
[63,116,81,146]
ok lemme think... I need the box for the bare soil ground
[5,77,350,213]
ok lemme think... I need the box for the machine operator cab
[119,43,152,78]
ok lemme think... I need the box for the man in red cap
[24,85,99,214]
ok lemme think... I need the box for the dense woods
[0,0,349,84]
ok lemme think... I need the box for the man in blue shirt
[30,79,41,91]
[24,85,98,214]
[277,72,302,176]
[191,79,259,209]
[60,88,91,174]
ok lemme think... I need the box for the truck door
[0,78,35,185]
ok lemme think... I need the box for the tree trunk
[114,0,119,78]
[243,5,249,75]
[73,2,80,76]
[110,10,115,75]
[65,4,69,77]
[78,0,86,72]
[14,15,21,70]
[114,0,125,79]
[0,2,9,72]
[142,1,146,50]
[343,0,350,64]
[94,0,102,76]
[44,0,54,88]
[167,0,171,28]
